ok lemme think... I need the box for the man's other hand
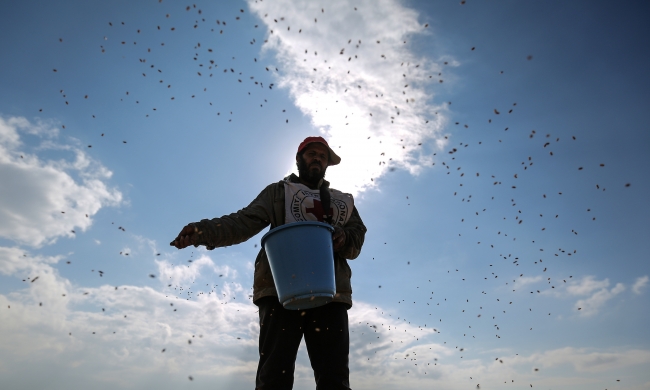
[170,224,200,249]
[332,226,346,252]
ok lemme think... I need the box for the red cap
[296,136,341,166]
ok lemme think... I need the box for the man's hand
[332,226,346,252]
[170,224,200,249]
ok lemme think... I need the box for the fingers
[170,236,185,249]
[170,224,198,249]
[181,225,196,236]
[171,235,192,249]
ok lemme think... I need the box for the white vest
[283,180,354,227]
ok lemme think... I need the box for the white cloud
[248,0,450,195]
[0,246,63,276]
[514,275,543,288]
[0,283,260,389]
[541,276,627,316]
[632,275,648,295]
[0,277,455,390]
[345,301,450,386]
[514,347,650,374]
[0,246,71,317]
[561,276,625,317]
[574,282,624,316]
[0,243,261,387]
[0,116,122,248]
[0,116,58,146]
[2,268,650,390]
[156,255,238,287]
[566,276,610,296]
[134,235,161,257]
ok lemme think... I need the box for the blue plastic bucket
[261,221,336,310]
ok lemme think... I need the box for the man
[171,136,367,390]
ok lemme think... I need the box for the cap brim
[327,147,341,166]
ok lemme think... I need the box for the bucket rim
[261,221,334,247]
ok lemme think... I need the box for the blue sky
[1,0,649,389]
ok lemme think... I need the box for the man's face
[297,143,329,183]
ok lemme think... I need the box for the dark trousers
[255,296,351,390]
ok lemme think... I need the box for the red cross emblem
[305,199,333,222]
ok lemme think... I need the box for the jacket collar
[286,173,328,189]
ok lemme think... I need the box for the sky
[0,0,649,389]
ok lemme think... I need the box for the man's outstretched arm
[170,183,277,250]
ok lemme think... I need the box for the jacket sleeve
[338,206,366,260]
[191,184,275,250]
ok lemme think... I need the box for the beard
[297,155,327,184]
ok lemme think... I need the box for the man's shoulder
[329,186,352,197]
[260,179,287,193]
[257,178,293,198]
[327,183,353,198]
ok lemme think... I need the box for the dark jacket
[190,174,367,308]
